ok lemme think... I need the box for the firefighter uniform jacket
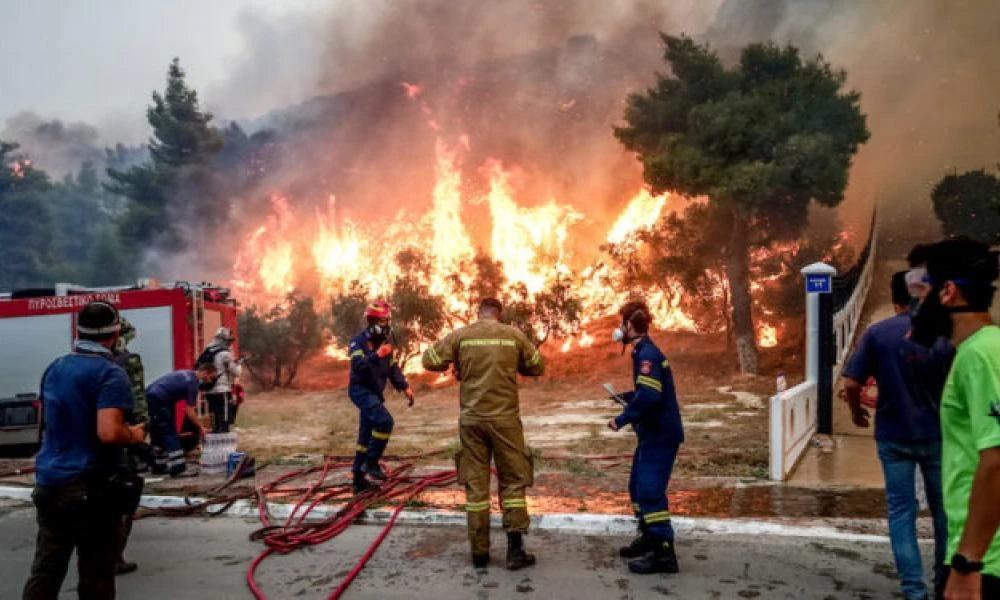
[613,336,684,445]
[348,329,408,398]
[421,318,544,421]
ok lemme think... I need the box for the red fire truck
[0,281,238,449]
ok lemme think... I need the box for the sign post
[801,262,837,434]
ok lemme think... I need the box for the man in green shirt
[913,238,1000,599]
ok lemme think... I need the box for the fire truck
[0,281,239,449]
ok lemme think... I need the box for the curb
[0,485,891,543]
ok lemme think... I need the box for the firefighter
[201,327,241,433]
[348,300,415,494]
[607,300,684,575]
[422,298,544,570]
[110,316,147,576]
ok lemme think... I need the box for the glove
[376,344,393,358]
[404,387,415,407]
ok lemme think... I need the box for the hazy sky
[0,0,324,143]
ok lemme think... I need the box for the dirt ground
[236,322,803,481]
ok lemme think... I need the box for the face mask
[611,327,625,343]
[910,287,953,347]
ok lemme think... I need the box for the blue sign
[805,274,832,294]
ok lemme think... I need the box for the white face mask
[611,327,625,343]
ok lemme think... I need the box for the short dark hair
[76,301,120,342]
[890,271,911,306]
[479,298,503,316]
[925,237,999,310]
[907,243,932,268]
[619,300,651,334]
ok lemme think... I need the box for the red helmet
[364,300,391,320]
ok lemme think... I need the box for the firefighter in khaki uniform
[422,298,544,570]
[608,300,684,575]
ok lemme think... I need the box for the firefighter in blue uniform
[607,300,684,574]
[348,300,415,494]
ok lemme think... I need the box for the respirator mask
[369,322,391,340]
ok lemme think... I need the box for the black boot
[472,553,490,568]
[628,539,679,575]
[619,533,654,558]
[506,532,536,571]
[353,472,377,495]
[361,461,387,481]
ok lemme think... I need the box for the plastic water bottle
[776,371,787,395]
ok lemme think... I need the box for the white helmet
[214,326,235,343]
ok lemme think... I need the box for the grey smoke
[1,112,104,178]
[204,0,998,263]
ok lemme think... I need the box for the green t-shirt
[940,325,1000,576]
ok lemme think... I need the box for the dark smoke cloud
[1,111,104,177]
[202,0,998,269]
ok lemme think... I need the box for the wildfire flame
[231,84,786,357]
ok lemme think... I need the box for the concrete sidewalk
[0,500,918,600]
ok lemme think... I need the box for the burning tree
[238,293,326,389]
[615,35,869,374]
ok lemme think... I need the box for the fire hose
[244,456,457,600]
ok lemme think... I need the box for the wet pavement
[0,501,920,600]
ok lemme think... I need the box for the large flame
[231,84,786,354]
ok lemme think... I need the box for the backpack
[195,344,226,377]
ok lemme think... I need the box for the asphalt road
[0,501,920,599]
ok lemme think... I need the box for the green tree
[0,141,54,290]
[238,293,325,389]
[106,58,223,251]
[615,35,869,373]
[931,169,1000,245]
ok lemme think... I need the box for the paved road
[1,501,920,599]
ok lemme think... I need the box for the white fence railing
[832,225,878,376]
[768,216,878,481]
[769,380,818,481]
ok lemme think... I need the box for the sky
[0,0,324,143]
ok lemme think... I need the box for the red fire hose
[244,456,457,600]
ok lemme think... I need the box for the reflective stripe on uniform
[502,498,527,508]
[465,500,491,512]
[350,350,365,359]
[356,444,368,453]
[425,346,443,366]
[636,375,662,392]
[661,359,669,368]
[632,503,642,512]
[459,339,517,348]
[371,431,391,441]
[642,510,671,524]
[525,351,541,367]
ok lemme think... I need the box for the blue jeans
[876,440,948,600]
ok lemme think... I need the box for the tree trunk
[725,214,760,374]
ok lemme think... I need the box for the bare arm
[185,405,206,439]
[97,407,144,445]
[841,377,870,428]
[956,447,1000,560]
